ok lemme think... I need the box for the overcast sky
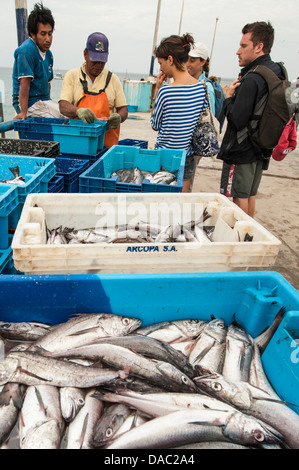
[1,0,298,80]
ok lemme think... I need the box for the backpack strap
[79,69,113,96]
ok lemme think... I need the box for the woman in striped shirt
[151,33,207,192]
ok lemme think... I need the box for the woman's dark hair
[202,57,210,77]
[154,33,195,71]
[242,21,274,54]
[27,2,55,36]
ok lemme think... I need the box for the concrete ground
[120,112,299,290]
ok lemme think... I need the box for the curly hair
[155,33,195,71]
[27,2,55,36]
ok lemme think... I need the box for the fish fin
[18,367,51,382]
[78,413,89,449]
[34,386,47,414]
[68,326,100,336]
[252,395,299,407]
[191,341,216,365]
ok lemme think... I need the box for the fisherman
[217,21,286,217]
[59,32,128,148]
[12,2,64,120]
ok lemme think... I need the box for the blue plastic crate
[118,139,148,149]
[0,235,22,274]
[48,174,64,193]
[55,157,90,193]
[0,155,55,229]
[0,184,19,250]
[0,138,60,158]
[0,271,298,413]
[79,145,186,193]
[14,117,109,156]
[58,147,109,165]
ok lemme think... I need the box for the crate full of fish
[79,145,186,193]
[0,155,56,230]
[0,138,60,159]
[11,192,281,275]
[0,184,19,249]
[13,117,109,156]
[0,271,298,449]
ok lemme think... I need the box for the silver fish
[92,335,196,377]
[105,408,285,449]
[0,351,121,388]
[92,403,132,448]
[194,372,297,449]
[136,319,207,344]
[19,385,64,449]
[29,313,142,353]
[41,343,198,393]
[0,383,25,446]
[188,318,227,372]
[249,342,280,399]
[59,387,86,422]
[65,388,103,449]
[0,321,52,342]
[222,324,253,382]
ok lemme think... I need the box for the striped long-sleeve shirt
[151,82,207,156]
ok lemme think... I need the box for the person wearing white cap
[187,42,216,115]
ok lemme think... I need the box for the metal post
[15,0,28,46]
[178,0,185,36]
[149,0,162,78]
[210,17,219,71]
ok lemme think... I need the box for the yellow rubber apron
[76,69,119,148]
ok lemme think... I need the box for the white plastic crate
[11,193,281,274]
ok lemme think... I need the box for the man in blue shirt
[12,3,63,119]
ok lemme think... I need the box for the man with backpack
[218,21,290,218]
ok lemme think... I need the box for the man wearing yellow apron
[59,32,128,148]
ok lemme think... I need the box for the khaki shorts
[220,160,264,198]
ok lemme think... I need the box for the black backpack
[244,63,297,150]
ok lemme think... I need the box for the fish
[110,165,177,186]
[19,385,64,449]
[0,350,123,388]
[0,321,52,342]
[0,383,25,446]
[39,343,198,393]
[29,313,142,354]
[249,342,281,399]
[105,408,285,449]
[222,324,253,383]
[194,372,299,449]
[92,403,132,448]
[91,334,196,377]
[188,318,227,373]
[254,307,286,354]
[136,319,208,344]
[65,389,103,449]
[59,387,86,422]
[0,165,25,185]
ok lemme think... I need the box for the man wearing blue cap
[59,32,128,147]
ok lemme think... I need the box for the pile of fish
[0,308,298,449]
[46,209,215,245]
[111,166,177,185]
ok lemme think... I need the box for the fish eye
[181,375,188,384]
[122,318,130,325]
[106,427,113,437]
[211,382,222,391]
[254,431,265,442]
[78,398,84,404]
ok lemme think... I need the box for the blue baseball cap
[86,32,109,62]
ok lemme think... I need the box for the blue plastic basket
[0,235,21,274]
[118,139,148,149]
[58,147,109,165]
[14,117,109,156]
[0,139,60,158]
[0,155,55,229]
[0,184,19,250]
[79,145,186,193]
[48,175,65,193]
[55,157,90,193]
[0,271,298,413]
